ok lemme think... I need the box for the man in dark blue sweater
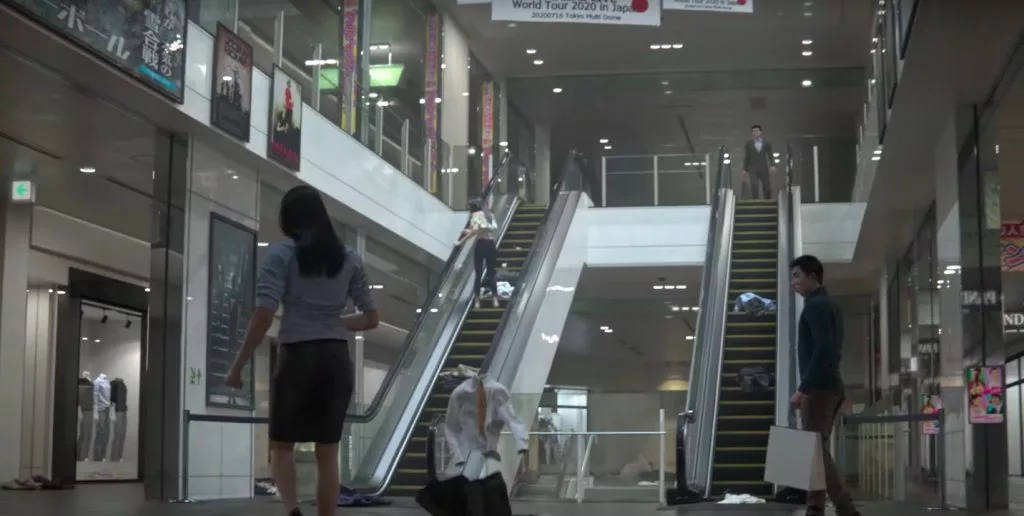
[789,255,859,516]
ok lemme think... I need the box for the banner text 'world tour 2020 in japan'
[492,0,662,26]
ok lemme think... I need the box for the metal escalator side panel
[701,191,737,499]
[350,196,523,494]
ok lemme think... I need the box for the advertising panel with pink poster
[966,365,1004,424]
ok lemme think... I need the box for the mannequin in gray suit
[742,124,776,200]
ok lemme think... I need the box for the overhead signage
[211,23,254,142]
[491,0,661,26]
[369,64,406,87]
[664,0,753,12]
[5,0,187,102]
[11,180,36,203]
[268,66,303,171]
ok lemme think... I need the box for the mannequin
[92,373,111,461]
[109,378,128,462]
[77,372,95,461]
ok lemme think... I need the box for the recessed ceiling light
[671,43,683,49]
[801,39,813,45]
[871,155,881,161]
[462,91,469,96]
[499,141,509,147]
[258,242,270,247]
[873,149,883,155]
[367,92,379,99]
[660,44,672,49]
[802,50,813,56]
[686,336,695,340]
[79,166,96,174]
[660,80,669,86]
[664,90,672,94]
[419,98,426,104]
[509,22,517,27]
[801,79,814,87]
[526,48,537,54]
[533,59,544,65]
[604,145,612,150]
[552,87,563,93]
[649,44,660,50]
[599,138,609,144]
[803,11,813,16]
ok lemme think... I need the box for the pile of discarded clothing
[733,292,777,316]
[1,475,68,490]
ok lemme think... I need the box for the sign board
[5,0,187,102]
[966,365,1004,424]
[11,180,35,203]
[664,0,753,12]
[492,0,661,26]
[268,66,303,171]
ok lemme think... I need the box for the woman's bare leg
[271,441,300,513]
[314,443,340,516]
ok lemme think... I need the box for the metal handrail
[675,147,730,503]
[346,154,514,423]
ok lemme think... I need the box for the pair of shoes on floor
[0,476,66,490]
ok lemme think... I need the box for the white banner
[664,0,753,13]
[491,0,661,26]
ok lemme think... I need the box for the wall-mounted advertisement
[491,0,661,26]
[211,23,253,142]
[206,214,257,409]
[340,0,360,134]
[665,0,754,13]
[5,0,187,102]
[481,81,495,186]
[967,365,1004,424]
[268,66,303,171]
[921,395,941,435]
[1001,221,1024,271]
[424,12,440,193]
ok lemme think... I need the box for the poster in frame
[205,213,257,409]
[267,66,303,171]
[211,23,253,142]
[966,365,1005,424]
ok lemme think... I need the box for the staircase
[384,204,547,496]
[710,199,779,497]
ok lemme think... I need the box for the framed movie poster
[268,66,303,171]
[966,365,1005,424]
[4,0,188,102]
[211,23,253,142]
[205,214,257,409]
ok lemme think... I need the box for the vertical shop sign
[920,395,941,435]
[206,215,257,409]
[340,0,360,134]
[423,12,441,193]
[268,66,303,171]
[481,81,495,185]
[5,0,187,102]
[1001,221,1024,271]
[211,23,253,142]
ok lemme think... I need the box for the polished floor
[2,484,1023,516]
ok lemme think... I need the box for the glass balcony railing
[599,154,712,207]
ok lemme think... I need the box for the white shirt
[93,374,111,411]
[443,375,529,467]
[754,138,763,152]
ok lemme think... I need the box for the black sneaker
[289,508,303,516]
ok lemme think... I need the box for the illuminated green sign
[318,64,405,90]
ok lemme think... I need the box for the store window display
[75,303,142,481]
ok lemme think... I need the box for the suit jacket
[743,139,774,173]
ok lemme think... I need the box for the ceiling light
[873,149,882,155]
[871,155,881,161]
[772,152,780,157]
[802,50,813,56]
[79,166,96,174]
[435,97,442,103]
[600,325,609,330]
[419,98,426,104]
[416,308,423,313]
[604,145,612,150]
[94,339,101,343]
[664,90,672,95]
[430,308,439,313]
[368,92,379,99]
[671,306,681,312]
[370,284,384,289]
[552,87,563,93]
[599,138,609,144]
[144,287,151,292]
[671,43,683,49]
[462,91,470,96]
[723,159,732,164]
[82,337,88,341]
[685,336,694,340]
[676,285,686,289]
[870,48,877,54]
[692,306,700,311]
[723,152,730,158]
[499,141,509,147]
[526,48,537,54]
[533,59,544,65]
[660,44,672,49]
[872,37,879,43]
[653,285,663,290]
[801,79,814,87]
[508,22,517,27]
[57,289,66,295]
[649,44,660,50]
[801,39,813,45]
[660,80,669,86]
[803,11,813,16]
[440,63,446,69]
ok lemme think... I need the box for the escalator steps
[385,204,547,497]
[711,200,778,498]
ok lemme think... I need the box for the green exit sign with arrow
[11,180,35,203]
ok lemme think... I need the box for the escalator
[710,199,779,497]
[385,204,548,495]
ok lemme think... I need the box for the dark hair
[790,254,824,283]
[279,185,345,278]
[751,124,763,131]
[468,199,483,212]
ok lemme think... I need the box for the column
[534,124,551,205]
[0,196,31,481]
[934,106,1008,510]
[143,130,188,500]
[439,14,470,208]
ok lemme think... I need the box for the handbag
[763,425,826,491]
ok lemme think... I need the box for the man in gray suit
[742,124,776,199]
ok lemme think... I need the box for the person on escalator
[224,185,379,516]
[457,199,500,309]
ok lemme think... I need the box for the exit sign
[11,180,35,203]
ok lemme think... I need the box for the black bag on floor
[416,473,512,516]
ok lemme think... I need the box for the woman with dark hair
[225,185,379,516]
[457,199,499,309]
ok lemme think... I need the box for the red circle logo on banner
[632,0,649,12]
[737,0,747,4]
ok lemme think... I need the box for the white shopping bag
[763,425,826,491]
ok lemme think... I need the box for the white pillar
[0,200,31,480]
[535,125,551,205]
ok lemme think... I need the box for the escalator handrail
[678,146,729,492]
[478,150,586,372]
[783,143,799,427]
[348,154,516,423]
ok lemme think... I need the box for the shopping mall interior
[0,0,1021,515]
